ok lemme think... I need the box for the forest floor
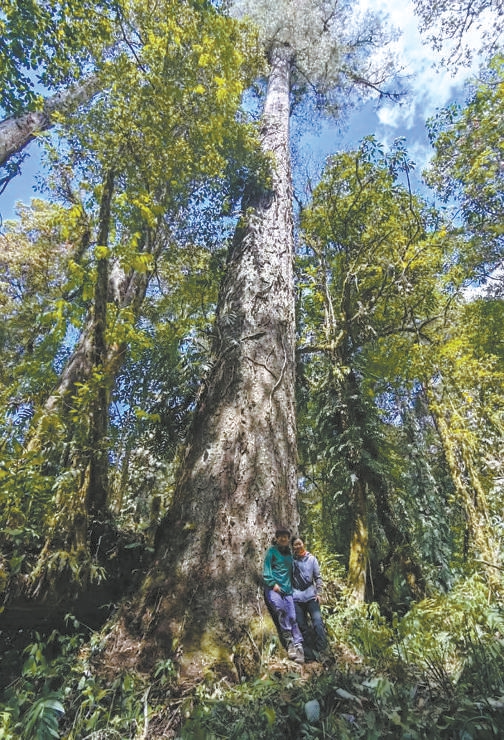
[129,637,503,739]
[1,569,504,738]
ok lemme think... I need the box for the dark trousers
[294,598,327,659]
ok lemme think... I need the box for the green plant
[23,692,65,740]
[153,658,177,686]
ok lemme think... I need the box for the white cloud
[359,0,485,134]
[337,0,500,176]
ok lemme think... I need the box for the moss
[178,627,239,681]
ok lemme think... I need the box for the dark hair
[291,535,305,546]
[275,527,291,537]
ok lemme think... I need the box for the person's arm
[313,556,323,598]
[263,548,278,590]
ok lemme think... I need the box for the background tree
[0,0,119,114]
[0,0,119,196]
[298,138,449,603]
[297,133,504,607]
[413,0,504,66]
[418,57,504,585]
[426,55,504,290]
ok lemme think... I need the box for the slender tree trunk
[86,169,115,518]
[0,76,99,167]
[348,479,369,602]
[428,395,500,588]
[31,257,150,430]
[28,246,151,553]
[112,46,298,679]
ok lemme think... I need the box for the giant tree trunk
[111,46,298,679]
[0,76,99,167]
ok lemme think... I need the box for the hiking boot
[287,641,298,660]
[294,643,305,664]
[282,631,297,660]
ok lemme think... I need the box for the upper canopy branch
[231,0,402,118]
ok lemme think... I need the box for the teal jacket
[263,545,293,595]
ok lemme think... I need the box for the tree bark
[0,76,99,167]
[348,479,369,602]
[86,169,115,518]
[115,46,299,678]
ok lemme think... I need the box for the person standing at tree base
[292,536,328,662]
[263,527,304,664]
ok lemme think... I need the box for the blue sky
[0,0,490,223]
[294,0,493,209]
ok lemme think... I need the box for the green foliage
[0,0,261,588]
[0,616,152,739]
[23,693,64,740]
[396,575,504,694]
[60,0,261,200]
[426,55,504,280]
[297,124,504,602]
[1,572,504,739]
[0,201,89,417]
[1,11,504,738]
[0,0,116,114]
[106,240,227,532]
[176,586,504,739]
[0,619,85,739]
[0,439,58,601]
[297,138,453,599]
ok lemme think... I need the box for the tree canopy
[413,0,504,66]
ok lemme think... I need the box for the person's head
[292,536,306,555]
[275,527,291,550]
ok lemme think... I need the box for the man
[263,527,304,664]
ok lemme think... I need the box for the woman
[292,536,328,661]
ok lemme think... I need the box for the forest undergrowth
[1,564,503,740]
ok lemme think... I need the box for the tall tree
[418,302,504,588]
[103,0,400,678]
[421,58,504,586]
[298,139,444,602]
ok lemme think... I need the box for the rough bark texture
[115,47,299,678]
[0,76,98,167]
